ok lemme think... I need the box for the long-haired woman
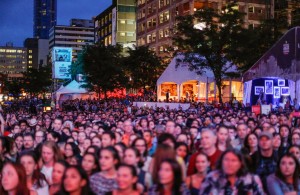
[49,160,68,195]
[89,146,120,195]
[105,164,139,195]
[199,149,264,195]
[148,158,190,195]
[267,153,300,195]
[0,162,37,195]
[185,152,210,195]
[19,151,49,195]
[40,141,63,185]
[57,165,95,195]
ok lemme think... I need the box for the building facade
[49,19,95,61]
[94,0,136,48]
[34,0,57,39]
[24,38,49,69]
[0,43,27,79]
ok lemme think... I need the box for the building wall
[94,0,136,48]
[49,24,94,61]
[0,44,27,75]
[34,0,57,39]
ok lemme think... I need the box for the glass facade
[34,0,57,39]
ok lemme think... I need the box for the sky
[0,0,112,46]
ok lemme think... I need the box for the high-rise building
[136,0,270,55]
[34,0,57,39]
[0,42,27,80]
[49,19,95,61]
[94,0,136,48]
[24,38,49,69]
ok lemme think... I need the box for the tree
[69,49,85,80]
[173,3,247,103]
[3,80,22,99]
[82,43,127,98]
[123,45,166,90]
[23,64,52,96]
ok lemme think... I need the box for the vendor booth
[55,80,96,106]
[243,27,300,107]
[157,55,243,102]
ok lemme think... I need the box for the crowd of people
[0,98,299,195]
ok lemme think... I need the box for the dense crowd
[0,98,299,195]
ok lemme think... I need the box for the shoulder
[30,190,37,195]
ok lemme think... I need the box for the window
[28,61,32,64]
[147,34,152,43]
[127,20,134,24]
[29,50,32,53]
[127,32,134,36]
[159,30,164,39]
[120,20,126,24]
[29,55,32,59]
[120,32,126,36]
[152,32,156,42]
[248,6,254,13]
[164,28,169,37]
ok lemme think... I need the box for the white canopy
[157,54,237,85]
[55,80,95,104]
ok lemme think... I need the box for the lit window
[28,61,32,64]
[29,55,32,59]
[120,20,126,24]
[248,6,254,13]
[120,32,125,36]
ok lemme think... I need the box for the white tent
[55,80,96,105]
[157,54,243,102]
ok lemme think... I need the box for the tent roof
[157,54,237,85]
[56,80,88,94]
[243,27,300,82]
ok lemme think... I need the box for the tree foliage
[82,43,127,98]
[123,45,166,90]
[173,3,247,103]
[23,64,52,95]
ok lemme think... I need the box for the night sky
[0,0,112,46]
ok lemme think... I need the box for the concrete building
[49,19,95,61]
[24,38,49,69]
[0,42,27,74]
[94,0,136,48]
[0,43,27,80]
[34,0,57,39]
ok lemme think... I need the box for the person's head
[14,134,23,150]
[71,131,78,141]
[52,160,69,185]
[101,131,116,147]
[19,120,28,131]
[91,135,102,148]
[23,133,35,150]
[123,147,141,167]
[85,145,100,155]
[258,132,273,152]
[275,153,299,191]
[176,133,188,144]
[217,149,247,177]
[236,123,248,140]
[1,162,30,195]
[158,133,176,149]
[12,124,21,134]
[0,136,10,155]
[152,144,176,184]
[270,113,278,125]
[53,118,63,132]
[143,130,153,145]
[123,120,133,134]
[273,133,282,149]
[81,152,100,176]
[201,129,217,150]
[83,138,91,151]
[194,152,210,174]
[131,137,148,157]
[189,127,198,139]
[34,130,45,144]
[117,164,138,191]
[64,142,80,158]
[279,124,290,139]
[47,131,60,143]
[114,143,127,160]
[262,122,271,131]
[244,133,258,151]
[61,165,93,195]
[157,159,182,194]
[77,131,87,145]
[175,142,188,161]
[99,146,120,172]
[19,151,46,188]
[291,133,300,146]
[42,141,63,166]
[165,120,176,135]
[288,145,300,162]
[216,126,229,144]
